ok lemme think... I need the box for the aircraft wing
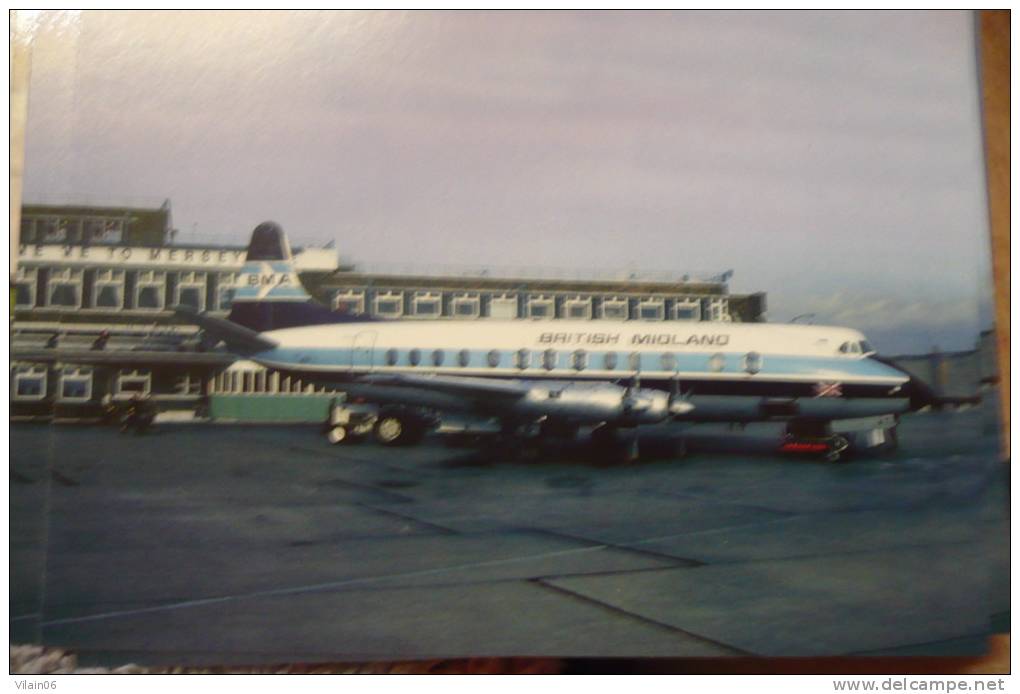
[357,372,530,402]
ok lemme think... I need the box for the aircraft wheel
[374,415,406,446]
[826,435,850,462]
[327,426,348,445]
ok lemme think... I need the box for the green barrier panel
[209,394,334,422]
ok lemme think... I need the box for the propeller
[668,371,694,416]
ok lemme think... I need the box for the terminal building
[11,201,768,421]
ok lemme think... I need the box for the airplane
[176,222,947,462]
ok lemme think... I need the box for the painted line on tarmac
[40,544,613,628]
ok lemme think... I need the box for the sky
[18,10,993,354]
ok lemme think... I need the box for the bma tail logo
[240,262,305,300]
[246,272,293,288]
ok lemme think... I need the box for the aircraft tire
[375,414,406,446]
[374,413,426,446]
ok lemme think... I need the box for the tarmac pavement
[9,401,1008,665]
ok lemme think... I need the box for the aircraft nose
[871,354,937,411]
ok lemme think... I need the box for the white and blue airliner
[177,223,942,460]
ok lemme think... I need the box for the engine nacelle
[510,382,671,425]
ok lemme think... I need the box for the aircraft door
[351,331,377,372]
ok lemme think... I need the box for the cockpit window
[839,342,850,354]
[860,340,874,354]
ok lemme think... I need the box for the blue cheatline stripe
[258,347,906,383]
[233,287,310,301]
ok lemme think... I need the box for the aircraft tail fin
[227,221,363,332]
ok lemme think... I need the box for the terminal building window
[217,273,239,311]
[565,298,592,320]
[705,297,730,322]
[14,268,36,308]
[12,366,47,401]
[116,370,152,397]
[528,296,555,320]
[176,271,206,311]
[674,299,701,321]
[600,299,628,321]
[92,269,125,310]
[36,217,66,243]
[83,217,124,244]
[489,295,518,319]
[373,293,404,318]
[638,299,665,321]
[59,368,93,401]
[333,290,366,316]
[47,268,83,308]
[451,295,481,319]
[412,294,442,318]
[135,271,166,310]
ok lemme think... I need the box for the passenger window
[661,353,677,371]
[743,352,763,375]
[709,353,726,372]
[542,349,557,370]
[515,348,530,369]
[458,349,471,367]
[385,348,398,366]
[408,349,421,366]
[571,349,587,371]
[487,349,501,368]
[628,352,642,372]
[603,352,618,371]
[431,349,444,367]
